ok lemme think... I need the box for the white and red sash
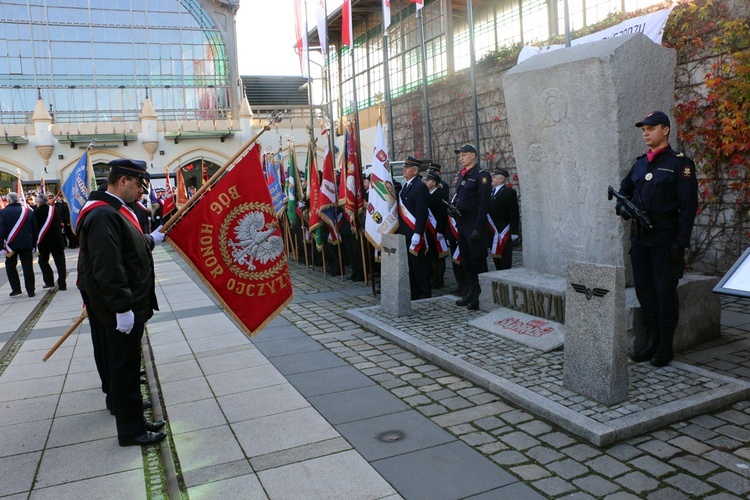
[448,215,460,264]
[4,205,32,251]
[77,199,143,235]
[426,209,450,258]
[487,215,510,258]
[37,205,56,245]
[398,203,428,255]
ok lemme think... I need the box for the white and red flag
[163,170,176,215]
[364,120,398,250]
[294,0,310,77]
[167,144,293,336]
[411,0,423,10]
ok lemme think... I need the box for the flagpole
[305,0,315,139]
[160,124,273,233]
[467,0,480,155]
[43,310,88,361]
[382,3,395,156]
[417,6,432,158]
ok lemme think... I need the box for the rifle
[608,186,653,232]
[442,199,462,222]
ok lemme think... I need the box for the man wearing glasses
[77,159,166,447]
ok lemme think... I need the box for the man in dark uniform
[35,195,67,290]
[0,192,38,297]
[397,156,431,299]
[446,172,465,295]
[55,194,76,248]
[424,168,449,288]
[488,167,520,270]
[453,144,492,310]
[617,111,698,367]
[77,159,166,447]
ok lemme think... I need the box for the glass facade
[0,0,231,124]
[335,0,665,114]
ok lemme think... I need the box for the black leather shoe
[145,420,166,432]
[28,292,35,297]
[143,400,153,410]
[140,369,146,376]
[140,377,147,385]
[9,291,22,297]
[43,284,55,289]
[58,285,67,291]
[119,431,166,447]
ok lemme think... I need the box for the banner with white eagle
[167,143,293,336]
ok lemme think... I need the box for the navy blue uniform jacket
[0,203,38,251]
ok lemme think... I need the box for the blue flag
[62,151,90,230]
[265,155,285,217]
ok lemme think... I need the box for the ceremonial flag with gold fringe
[319,137,339,244]
[163,170,176,215]
[176,168,189,206]
[342,124,364,232]
[306,144,325,250]
[166,144,293,336]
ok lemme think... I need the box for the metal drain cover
[376,430,405,442]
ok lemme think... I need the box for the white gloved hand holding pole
[410,234,420,248]
[116,310,135,334]
[150,226,165,245]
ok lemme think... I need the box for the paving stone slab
[347,299,750,445]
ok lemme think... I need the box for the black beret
[425,171,441,183]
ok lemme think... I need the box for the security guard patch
[682,166,691,177]
[481,177,488,184]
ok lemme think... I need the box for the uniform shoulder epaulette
[671,151,685,157]
[636,153,646,160]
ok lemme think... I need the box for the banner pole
[160,124,272,233]
[43,310,88,361]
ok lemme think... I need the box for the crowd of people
[0,109,697,452]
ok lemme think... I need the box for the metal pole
[305,1,315,137]
[383,33,395,157]
[417,8,432,158]
[564,0,571,47]
[467,0,480,156]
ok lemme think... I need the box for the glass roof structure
[0,0,233,124]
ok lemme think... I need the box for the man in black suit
[488,167,520,270]
[397,156,431,299]
[36,195,67,290]
[0,192,38,297]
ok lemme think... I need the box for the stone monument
[563,262,628,405]
[503,33,675,277]
[474,33,720,355]
[380,233,412,317]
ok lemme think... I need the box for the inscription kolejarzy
[491,282,565,323]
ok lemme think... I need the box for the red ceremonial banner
[167,144,293,336]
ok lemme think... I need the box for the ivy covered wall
[390,0,750,274]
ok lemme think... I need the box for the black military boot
[466,285,481,311]
[629,325,659,363]
[650,327,675,367]
[456,285,478,306]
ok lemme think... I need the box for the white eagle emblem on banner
[228,211,284,270]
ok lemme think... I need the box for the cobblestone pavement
[284,261,750,499]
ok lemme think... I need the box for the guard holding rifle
[614,111,698,367]
[452,144,491,310]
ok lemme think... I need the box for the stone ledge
[346,297,750,446]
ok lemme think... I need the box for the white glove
[297,201,305,208]
[0,249,5,257]
[150,226,165,245]
[116,310,135,334]
[410,234,421,247]
[511,234,519,243]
